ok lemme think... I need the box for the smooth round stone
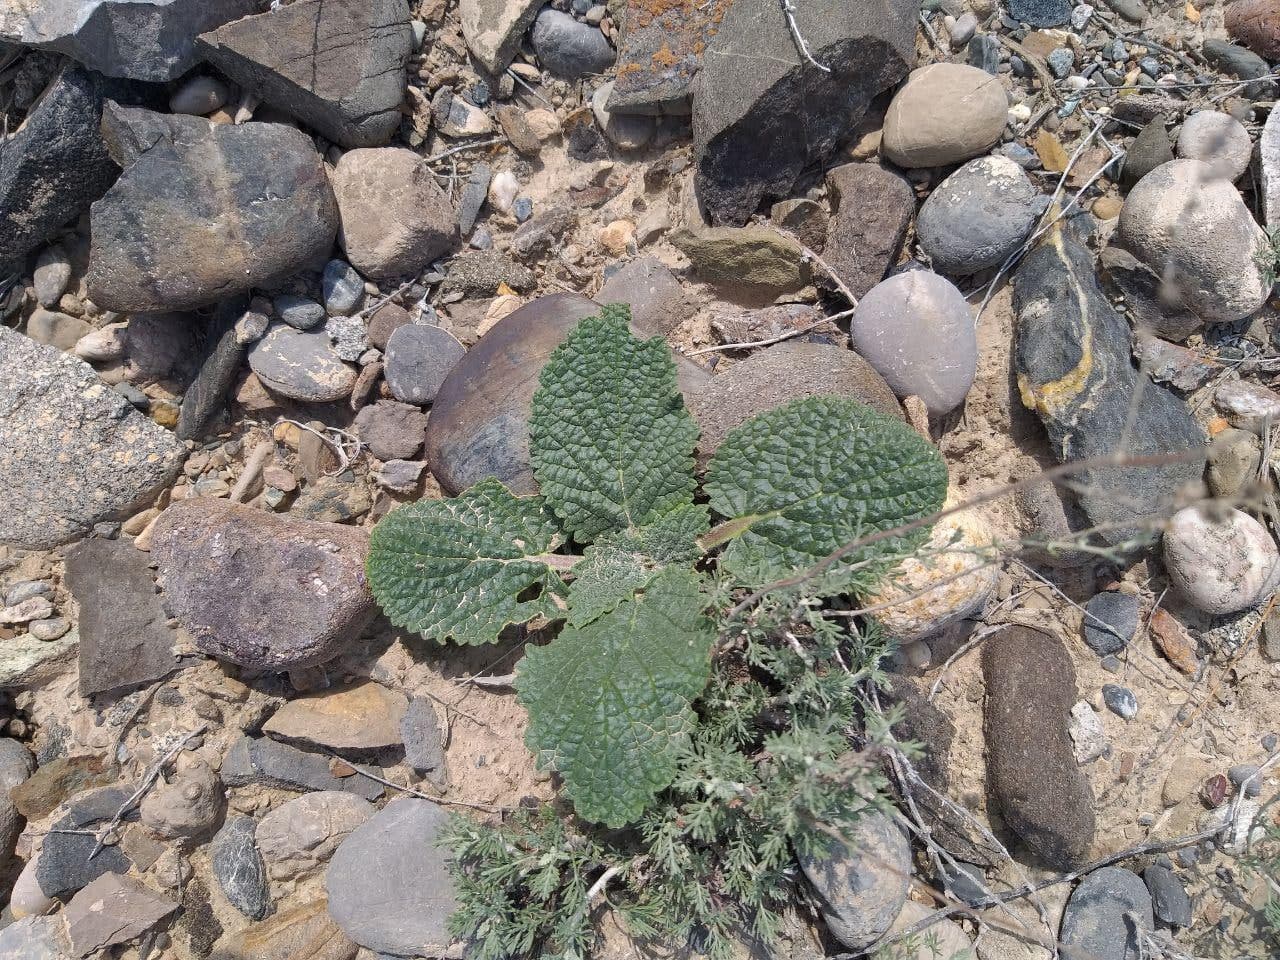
[1176,110,1253,181]
[529,8,616,79]
[10,854,55,919]
[249,324,359,403]
[424,293,711,495]
[1118,159,1268,323]
[383,324,467,406]
[882,63,1009,168]
[916,156,1041,275]
[864,493,997,642]
[28,618,70,641]
[849,270,977,415]
[168,75,229,115]
[322,259,364,316]
[1163,506,1280,615]
[33,245,72,308]
[1082,591,1138,656]
[274,295,326,330]
[687,341,902,467]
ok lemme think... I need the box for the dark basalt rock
[982,625,1096,870]
[87,105,338,312]
[198,0,412,149]
[693,0,915,226]
[1013,227,1204,547]
[178,297,248,441]
[424,293,711,495]
[0,67,119,263]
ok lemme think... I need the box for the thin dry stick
[424,136,506,164]
[89,725,208,861]
[337,754,509,813]
[780,0,831,73]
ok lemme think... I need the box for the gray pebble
[322,259,364,316]
[1138,56,1161,78]
[113,381,150,410]
[274,295,326,330]
[1142,865,1192,928]
[1228,763,1262,798]
[4,581,52,607]
[513,197,533,222]
[1082,592,1138,656]
[1047,47,1075,79]
[384,324,466,406]
[29,618,71,641]
[1101,683,1137,720]
[211,816,271,920]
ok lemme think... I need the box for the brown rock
[354,400,428,461]
[424,293,711,495]
[263,681,408,753]
[494,105,542,156]
[982,625,1096,869]
[331,148,458,278]
[1227,0,1280,59]
[1149,608,1199,675]
[212,899,356,960]
[151,498,376,671]
[688,341,902,466]
[11,756,116,821]
[824,163,914,300]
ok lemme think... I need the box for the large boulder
[331,148,458,278]
[1014,225,1205,547]
[151,498,377,671]
[1118,159,1268,324]
[0,0,255,81]
[0,66,120,263]
[0,327,185,549]
[424,294,710,495]
[86,106,338,312]
[198,0,412,148]
[693,0,915,225]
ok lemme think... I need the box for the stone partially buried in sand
[687,341,902,467]
[151,498,376,671]
[0,326,185,550]
[249,324,358,403]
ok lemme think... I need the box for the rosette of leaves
[367,305,947,827]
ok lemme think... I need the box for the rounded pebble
[1163,506,1280,615]
[1175,110,1253,181]
[383,324,467,406]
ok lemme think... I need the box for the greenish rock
[1013,226,1205,548]
[1122,118,1173,186]
[670,226,810,301]
[0,629,78,689]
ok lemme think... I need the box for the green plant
[1255,225,1280,289]
[366,305,948,958]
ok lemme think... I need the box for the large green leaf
[516,567,714,827]
[530,306,699,543]
[567,503,709,627]
[705,396,948,593]
[367,478,567,645]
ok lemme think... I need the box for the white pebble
[1164,506,1280,615]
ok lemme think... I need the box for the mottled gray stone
[211,817,271,920]
[0,916,71,960]
[65,538,185,696]
[177,298,245,441]
[198,0,412,149]
[383,324,467,406]
[87,105,338,312]
[0,326,185,549]
[1061,867,1154,960]
[459,0,542,75]
[38,787,135,898]
[323,260,364,316]
[800,811,910,950]
[400,698,445,777]
[823,163,915,301]
[249,324,359,403]
[325,799,459,955]
[530,9,615,79]
[275,295,326,331]
[0,0,255,81]
[917,156,1041,275]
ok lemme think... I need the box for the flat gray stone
[916,156,1041,275]
[221,736,383,800]
[1061,867,1154,960]
[325,799,459,955]
[65,538,185,697]
[38,787,135,898]
[65,872,177,956]
[529,9,615,79]
[0,0,255,81]
[460,0,543,74]
[198,0,410,148]
[0,326,185,549]
[384,324,467,406]
[249,323,359,403]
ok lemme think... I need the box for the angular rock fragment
[64,873,177,956]
[1060,867,1154,960]
[151,499,376,671]
[198,0,412,148]
[823,163,915,300]
[65,539,186,697]
[982,625,1096,869]
[460,0,543,75]
[0,67,120,263]
[1013,226,1204,547]
[0,327,185,549]
[607,0,724,115]
[0,0,255,81]
[221,737,383,800]
[177,298,246,440]
[693,0,915,225]
[87,106,338,312]
[670,225,809,301]
[210,899,357,960]
[263,682,408,754]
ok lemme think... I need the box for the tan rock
[264,681,408,752]
[881,63,1008,168]
[212,898,357,960]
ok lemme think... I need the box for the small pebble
[1139,56,1161,77]
[1228,764,1261,798]
[4,581,52,607]
[322,260,364,316]
[1101,683,1138,720]
[274,295,326,330]
[29,618,71,641]
[1262,733,1277,752]
[1201,773,1230,808]
[1047,47,1075,78]
[1070,3,1093,29]
[513,197,534,222]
